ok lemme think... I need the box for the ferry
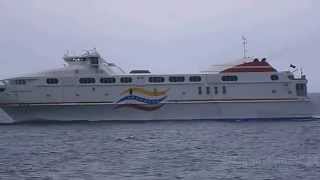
[0,49,314,122]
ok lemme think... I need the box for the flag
[290,64,296,69]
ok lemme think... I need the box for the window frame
[169,76,185,83]
[120,77,133,83]
[221,75,238,82]
[148,76,165,83]
[46,78,59,84]
[189,76,202,82]
[13,79,26,85]
[100,77,116,84]
[79,78,96,84]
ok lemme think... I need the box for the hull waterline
[1,100,315,123]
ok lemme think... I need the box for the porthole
[271,75,279,81]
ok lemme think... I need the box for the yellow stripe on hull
[121,87,169,97]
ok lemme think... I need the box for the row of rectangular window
[98,75,280,84]
[14,79,26,85]
[14,74,282,85]
[14,78,60,85]
[198,86,226,95]
[15,77,225,85]
[80,76,202,84]
[148,76,202,83]
[12,76,202,85]
[222,75,279,81]
[15,75,240,85]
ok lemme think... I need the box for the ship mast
[242,36,248,58]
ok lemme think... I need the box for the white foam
[0,108,14,124]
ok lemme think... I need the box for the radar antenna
[242,36,248,58]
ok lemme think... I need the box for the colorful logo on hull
[115,88,168,111]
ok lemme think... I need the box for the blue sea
[0,94,320,180]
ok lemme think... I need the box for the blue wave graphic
[117,95,167,105]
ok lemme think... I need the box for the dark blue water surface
[0,119,320,180]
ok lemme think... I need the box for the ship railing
[288,74,307,81]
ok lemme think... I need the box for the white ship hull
[1,100,314,123]
[0,50,315,123]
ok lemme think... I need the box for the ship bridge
[62,49,125,76]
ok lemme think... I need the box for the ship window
[169,76,185,82]
[46,78,59,84]
[149,77,165,83]
[14,79,26,85]
[130,70,151,74]
[222,86,227,94]
[296,83,307,96]
[90,57,99,65]
[79,78,95,84]
[100,77,116,84]
[120,77,132,83]
[198,87,202,95]
[288,75,294,80]
[189,76,202,82]
[271,75,279,81]
[214,87,218,95]
[221,76,238,82]
[206,87,210,95]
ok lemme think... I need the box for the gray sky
[1,0,320,91]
